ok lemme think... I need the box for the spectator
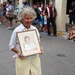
[15,1,20,23]
[43,4,48,34]
[23,1,29,6]
[68,25,75,41]
[39,11,44,32]
[15,1,20,15]
[33,3,41,30]
[37,2,42,12]
[45,2,57,36]
[0,3,3,24]
[6,1,14,30]
[40,1,44,9]
[3,2,7,22]
[69,1,75,25]
[21,1,29,8]
[65,25,75,41]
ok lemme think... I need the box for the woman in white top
[9,6,44,75]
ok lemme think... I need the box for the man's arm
[54,7,57,18]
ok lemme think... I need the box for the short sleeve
[9,30,17,50]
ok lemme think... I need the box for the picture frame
[16,29,41,56]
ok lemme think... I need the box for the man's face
[49,2,53,7]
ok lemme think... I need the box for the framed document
[16,29,41,56]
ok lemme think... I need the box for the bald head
[49,2,53,7]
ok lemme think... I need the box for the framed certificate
[16,29,41,56]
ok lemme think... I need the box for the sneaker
[45,32,47,34]
[48,34,50,36]
[6,27,12,30]
[54,34,57,37]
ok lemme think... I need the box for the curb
[57,31,66,37]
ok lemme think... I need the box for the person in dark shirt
[3,2,6,15]
[69,1,75,24]
[33,3,41,30]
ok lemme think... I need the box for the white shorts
[44,20,47,24]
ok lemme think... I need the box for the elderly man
[45,2,57,36]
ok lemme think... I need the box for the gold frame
[16,29,41,56]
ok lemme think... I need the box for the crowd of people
[0,1,14,29]
[31,1,57,36]
[0,1,57,36]
[0,2,4,24]
[0,0,75,39]
[68,1,75,25]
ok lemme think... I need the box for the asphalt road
[0,22,75,75]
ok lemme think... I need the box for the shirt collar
[20,23,32,31]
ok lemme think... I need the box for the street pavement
[0,22,75,75]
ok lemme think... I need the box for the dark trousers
[69,17,72,24]
[47,18,57,35]
[69,15,75,24]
